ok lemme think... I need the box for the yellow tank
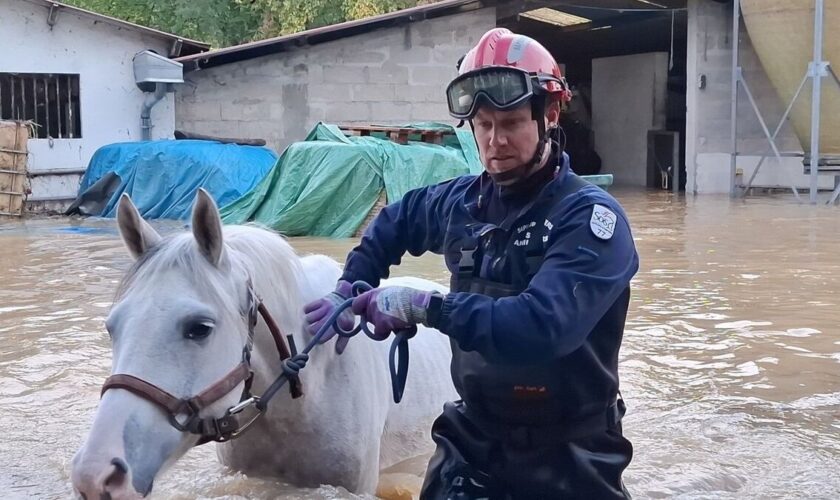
[741,0,840,155]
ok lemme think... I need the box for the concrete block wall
[685,0,833,194]
[177,8,496,155]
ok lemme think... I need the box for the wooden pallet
[338,124,454,145]
[0,121,30,217]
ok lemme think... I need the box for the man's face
[472,103,539,175]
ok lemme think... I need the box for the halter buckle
[168,401,201,433]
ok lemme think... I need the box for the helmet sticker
[507,36,531,64]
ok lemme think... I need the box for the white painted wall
[592,52,669,187]
[0,0,177,201]
[693,153,837,193]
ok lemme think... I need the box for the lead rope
[255,281,413,409]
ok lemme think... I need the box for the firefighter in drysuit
[304,28,639,499]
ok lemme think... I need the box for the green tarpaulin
[220,122,483,238]
[220,121,613,238]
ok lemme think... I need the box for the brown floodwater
[1,189,838,499]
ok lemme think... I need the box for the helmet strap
[550,125,567,171]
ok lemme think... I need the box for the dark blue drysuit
[341,154,639,499]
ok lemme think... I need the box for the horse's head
[72,190,258,499]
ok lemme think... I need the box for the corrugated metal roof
[176,0,485,71]
[19,0,210,56]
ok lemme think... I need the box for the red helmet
[448,28,571,119]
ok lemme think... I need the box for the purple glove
[303,280,354,354]
[351,286,436,340]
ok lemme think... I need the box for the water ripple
[3,194,840,497]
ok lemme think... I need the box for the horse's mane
[116,224,307,337]
[224,225,307,325]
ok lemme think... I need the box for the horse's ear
[191,188,224,267]
[117,193,162,260]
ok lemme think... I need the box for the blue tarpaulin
[76,140,277,219]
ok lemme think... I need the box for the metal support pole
[829,65,840,89]
[739,74,801,200]
[730,0,741,198]
[830,175,840,205]
[742,73,810,195]
[828,67,840,204]
[808,0,825,204]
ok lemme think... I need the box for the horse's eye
[184,321,214,340]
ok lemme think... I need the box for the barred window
[0,73,82,139]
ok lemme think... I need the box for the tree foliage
[64,0,443,47]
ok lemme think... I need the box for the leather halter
[100,283,303,445]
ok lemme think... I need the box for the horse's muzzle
[72,454,142,500]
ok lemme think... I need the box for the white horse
[71,190,456,499]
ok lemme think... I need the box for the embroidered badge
[590,204,616,240]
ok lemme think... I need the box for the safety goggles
[446,66,562,120]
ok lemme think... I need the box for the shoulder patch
[590,204,616,240]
